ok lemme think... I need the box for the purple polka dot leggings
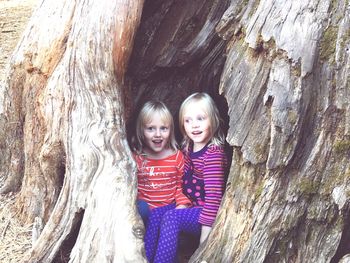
[145,203,202,263]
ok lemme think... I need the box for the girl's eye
[184,119,191,123]
[146,127,155,131]
[160,126,168,131]
[198,115,206,121]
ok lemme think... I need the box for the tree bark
[196,1,350,262]
[0,0,146,262]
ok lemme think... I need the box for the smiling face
[142,112,171,158]
[183,103,212,152]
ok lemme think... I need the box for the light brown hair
[134,100,177,153]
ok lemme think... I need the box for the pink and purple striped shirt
[183,144,227,226]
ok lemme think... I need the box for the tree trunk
[1,0,350,262]
[0,0,146,262]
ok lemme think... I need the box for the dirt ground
[0,0,38,262]
[0,0,37,80]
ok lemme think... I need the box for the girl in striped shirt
[133,101,190,226]
[145,92,227,263]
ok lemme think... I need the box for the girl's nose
[192,120,199,128]
[155,129,161,136]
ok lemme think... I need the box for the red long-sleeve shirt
[134,150,190,209]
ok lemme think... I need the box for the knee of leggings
[149,207,166,222]
[161,209,178,225]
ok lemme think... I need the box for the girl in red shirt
[133,100,190,225]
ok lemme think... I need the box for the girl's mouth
[192,131,202,135]
[152,139,163,146]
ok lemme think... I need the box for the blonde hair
[179,92,225,149]
[134,100,177,154]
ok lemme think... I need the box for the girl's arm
[174,151,191,207]
[198,147,227,228]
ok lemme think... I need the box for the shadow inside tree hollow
[52,210,84,263]
[178,233,200,263]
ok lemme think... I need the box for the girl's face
[183,103,211,152]
[143,112,171,158]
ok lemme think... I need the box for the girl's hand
[175,204,187,209]
[200,225,212,243]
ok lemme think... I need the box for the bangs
[182,98,210,120]
[143,109,172,127]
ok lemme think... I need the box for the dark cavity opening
[330,211,350,263]
[53,210,84,263]
[123,1,233,262]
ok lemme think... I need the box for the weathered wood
[1,0,146,262]
[190,0,350,262]
[127,0,230,115]
[339,254,350,263]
